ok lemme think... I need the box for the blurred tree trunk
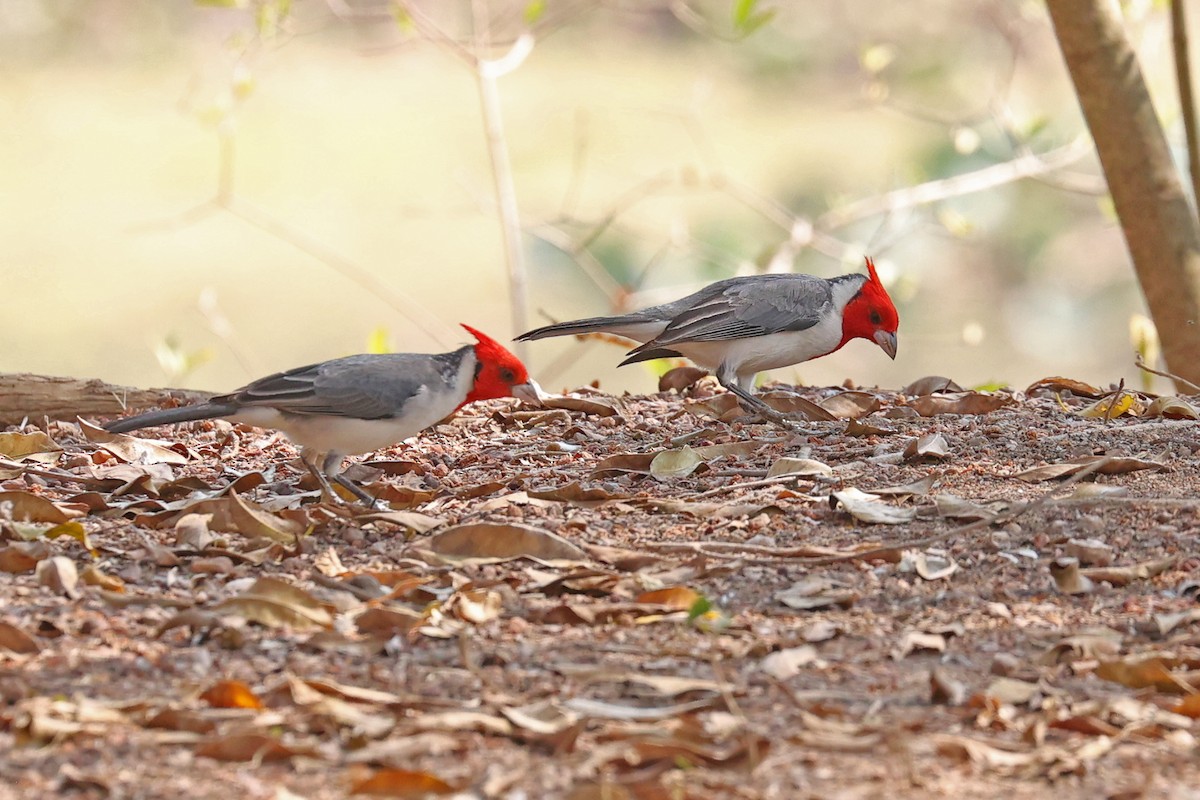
[1047,0,1200,388]
[0,373,212,427]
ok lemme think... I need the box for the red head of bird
[838,256,899,359]
[459,324,534,405]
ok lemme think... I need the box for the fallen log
[0,373,214,427]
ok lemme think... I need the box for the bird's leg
[320,451,381,508]
[724,382,800,428]
[299,450,343,504]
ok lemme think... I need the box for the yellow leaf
[200,679,264,709]
[351,768,456,796]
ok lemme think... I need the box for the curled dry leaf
[1025,376,1106,398]
[901,550,958,581]
[423,522,589,564]
[172,490,304,543]
[0,431,63,464]
[766,457,832,478]
[869,475,938,498]
[904,376,964,396]
[830,488,917,524]
[933,494,1000,521]
[930,668,967,706]
[1146,395,1200,419]
[174,513,215,550]
[500,700,580,736]
[527,482,626,504]
[1049,557,1095,595]
[658,366,708,392]
[562,696,718,721]
[1039,630,1122,665]
[80,564,124,593]
[215,577,333,631]
[354,510,444,534]
[200,680,264,710]
[36,555,79,598]
[0,620,41,654]
[350,768,457,797]
[904,432,950,461]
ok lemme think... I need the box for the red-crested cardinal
[103,325,540,505]
[517,257,898,421]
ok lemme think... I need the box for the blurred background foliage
[0,0,1187,393]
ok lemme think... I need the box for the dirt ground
[2,374,1200,800]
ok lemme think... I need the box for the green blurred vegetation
[0,0,1185,393]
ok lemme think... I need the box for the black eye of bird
[499,368,516,383]
[869,310,882,325]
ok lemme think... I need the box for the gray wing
[219,349,467,420]
[639,274,835,347]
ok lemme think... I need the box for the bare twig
[1136,353,1200,394]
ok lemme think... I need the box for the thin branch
[471,0,533,355]
[1172,0,1200,216]
[1136,353,1200,394]
[815,138,1092,230]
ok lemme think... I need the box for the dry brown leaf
[350,768,457,797]
[904,376,964,396]
[80,419,189,465]
[0,541,55,573]
[200,680,264,710]
[910,391,1011,416]
[0,431,63,464]
[845,418,896,437]
[758,392,838,420]
[1096,655,1196,693]
[194,733,318,762]
[353,510,444,534]
[819,391,881,419]
[1172,694,1200,719]
[215,577,333,631]
[355,606,425,637]
[0,620,41,654]
[869,475,939,497]
[830,488,917,524]
[542,394,619,417]
[1064,537,1114,566]
[0,490,72,524]
[500,700,580,736]
[634,586,702,611]
[1039,630,1123,665]
[144,708,219,735]
[423,522,588,564]
[527,482,626,503]
[902,550,958,581]
[649,446,703,479]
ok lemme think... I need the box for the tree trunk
[1047,0,1200,387]
[0,373,212,427]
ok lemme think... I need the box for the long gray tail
[104,402,238,434]
[516,314,646,341]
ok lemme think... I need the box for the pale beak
[874,330,898,360]
[512,380,545,406]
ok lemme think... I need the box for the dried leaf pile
[2,374,1200,798]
